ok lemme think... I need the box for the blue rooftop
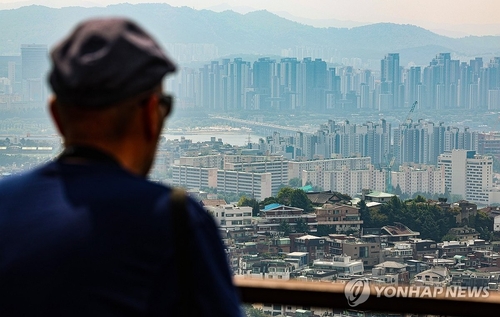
[300,185,313,192]
[263,203,282,211]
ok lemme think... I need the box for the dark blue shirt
[0,157,241,316]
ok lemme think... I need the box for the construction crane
[386,101,418,193]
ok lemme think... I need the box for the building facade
[437,150,492,204]
[391,164,445,196]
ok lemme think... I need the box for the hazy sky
[0,0,499,35]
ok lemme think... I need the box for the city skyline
[0,0,499,37]
[168,53,500,113]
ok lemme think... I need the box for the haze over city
[1,2,500,316]
[0,0,499,37]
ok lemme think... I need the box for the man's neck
[63,141,149,176]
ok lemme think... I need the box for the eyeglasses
[157,93,173,118]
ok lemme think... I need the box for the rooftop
[263,203,282,211]
[200,199,227,207]
[376,261,408,269]
[364,191,395,198]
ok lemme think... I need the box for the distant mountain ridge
[0,4,498,65]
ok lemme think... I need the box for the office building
[21,44,49,103]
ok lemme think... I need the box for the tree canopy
[276,187,313,212]
[358,196,494,242]
[238,196,260,216]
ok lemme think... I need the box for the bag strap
[171,188,201,316]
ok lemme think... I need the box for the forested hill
[0,4,499,64]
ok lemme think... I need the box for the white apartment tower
[437,150,492,204]
[391,164,445,197]
[289,157,384,196]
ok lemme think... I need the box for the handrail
[234,278,500,316]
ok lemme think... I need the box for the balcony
[235,278,500,316]
[317,220,364,225]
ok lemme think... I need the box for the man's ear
[49,97,65,137]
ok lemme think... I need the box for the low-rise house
[306,191,349,206]
[381,242,413,263]
[439,239,492,259]
[329,235,381,268]
[363,223,420,248]
[439,240,471,258]
[495,215,500,232]
[381,223,420,243]
[447,226,480,241]
[454,200,478,224]
[371,261,410,285]
[410,239,438,261]
[256,204,318,235]
[238,257,294,280]
[315,203,363,233]
[360,189,395,203]
[203,202,253,231]
[290,267,338,282]
[285,252,309,269]
[312,255,364,277]
[405,259,430,278]
[292,234,327,261]
[450,270,495,288]
[413,266,452,286]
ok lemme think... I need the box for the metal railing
[235,278,500,316]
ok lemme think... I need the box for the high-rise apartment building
[288,157,385,196]
[167,54,500,112]
[301,165,386,197]
[391,164,445,197]
[437,150,492,205]
[393,120,478,165]
[0,56,21,95]
[380,53,400,109]
[478,132,500,160]
[171,155,288,199]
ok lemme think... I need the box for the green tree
[474,211,494,240]
[450,194,463,203]
[288,177,302,188]
[275,187,313,212]
[295,217,309,234]
[358,200,371,228]
[259,196,279,209]
[289,189,314,212]
[244,305,269,317]
[414,195,426,203]
[316,225,337,236]
[238,196,260,216]
[276,187,294,205]
[279,220,291,236]
[442,234,458,241]
[393,183,402,196]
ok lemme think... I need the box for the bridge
[209,115,314,137]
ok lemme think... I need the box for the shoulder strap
[171,188,201,316]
